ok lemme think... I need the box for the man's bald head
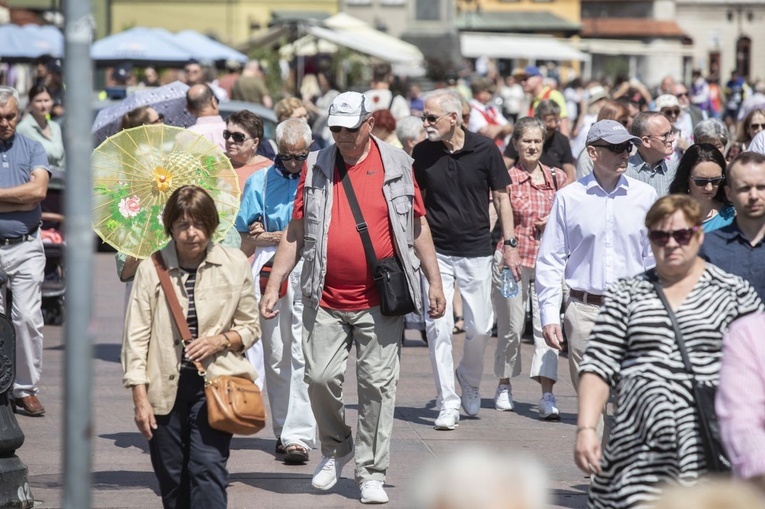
[186,84,217,117]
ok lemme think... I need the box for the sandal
[284,444,310,464]
[452,316,465,334]
[275,437,286,455]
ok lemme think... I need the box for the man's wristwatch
[504,237,518,248]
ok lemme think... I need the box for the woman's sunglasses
[278,153,309,162]
[592,142,632,154]
[662,108,681,117]
[690,176,724,187]
[648,226,700,247]
[223,130,252,143]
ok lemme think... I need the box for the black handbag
[336,152,416,317]
[651,277,732,473]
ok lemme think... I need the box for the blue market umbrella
[91,27,193,67]
[91,81,197,145]
[174,30,248,64]
[0,24,63,61]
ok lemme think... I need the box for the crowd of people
[3,55,765,508]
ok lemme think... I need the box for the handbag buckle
[355,222,368,232]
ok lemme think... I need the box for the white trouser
[0,234,45,399]
[255,259,316,449]
[422,253,494,411]
[245,247,274,390]
[491,252,558,382]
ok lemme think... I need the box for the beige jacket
[121,241,260,415]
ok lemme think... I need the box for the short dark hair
[186,84,215,113]
[162,185,219,238]
[645,194,703,229]
[120,106,155,130]
[668,143,729,204]
[727,151,765,181]
[227,110,264,141]
[372,63,392,84]
[631,111,664,137]
[27,84,52,102]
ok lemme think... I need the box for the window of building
[415,0,440,20]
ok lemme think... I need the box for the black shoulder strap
[335,151,379,277]
[651,275,696,378]
[550,167,558,191]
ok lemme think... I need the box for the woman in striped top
[575,194,762,508]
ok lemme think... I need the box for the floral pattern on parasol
[92,124,240,258]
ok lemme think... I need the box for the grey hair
[396,116,425,144]
[423,89,463,119]
[0,86,19,108]
[411,447,549,509]
[276,118,312,148]
[512,117,546,143]
[631,111,664,137]
[534,99,561,119]
[693,118,729,148]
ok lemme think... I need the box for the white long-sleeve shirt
[535,172,657,326]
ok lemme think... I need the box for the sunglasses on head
[648,226,700,247]
[691,176,724,187]
[223,130,251,143]
[278,153,309,162]
[592,142,633,154]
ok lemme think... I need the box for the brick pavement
[15,252,589,508]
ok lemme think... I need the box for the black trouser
[149,370,232,509]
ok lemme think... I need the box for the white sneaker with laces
[494,384,514,411]
[312,449,354,490]
[360,480,389,504]
[456,369,481,416]
[539,392,560,421]
[434,408,460,430]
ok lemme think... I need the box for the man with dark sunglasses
[236,119,316,467]
[626,111,678,196]
[536,119,657,441]
[700,152,765,299]
[260,91,445,504]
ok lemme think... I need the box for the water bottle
[501,268,519,298]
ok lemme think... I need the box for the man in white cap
[536,119,656,438]
[261,91,445,504]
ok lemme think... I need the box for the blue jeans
[149,370,232,509]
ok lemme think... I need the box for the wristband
[222,332,232,350]
[576,426,597,434]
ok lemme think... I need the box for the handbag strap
[650,273,696,378]
[335,150,379,277]
[152,252,206,376]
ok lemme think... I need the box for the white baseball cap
[327,92,372,129]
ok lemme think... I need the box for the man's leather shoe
[13,395,45,416]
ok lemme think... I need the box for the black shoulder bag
[651,276,732,473]
[336,153,416,316]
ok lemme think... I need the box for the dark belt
[0,224,39,246]
[569,289,604,306]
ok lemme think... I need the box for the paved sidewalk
[16,253,589,508]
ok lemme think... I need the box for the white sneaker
[494,384,514,411]
[456,369,481,416]
[434,408,460,430]
[312,449,354,490]
[539,393,560,421]
[360,480,389,504]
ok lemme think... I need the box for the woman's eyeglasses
[648,226,700,247]
[223,130,251,143]
[690,176,724,187]
[279,153,309,162]
[592,142,633,154]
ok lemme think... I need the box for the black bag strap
[650,273,697,378]
[550,167,559,191]
[335,151,379,278]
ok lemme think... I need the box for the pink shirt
[717,311,765,478]
[188,115,226,152]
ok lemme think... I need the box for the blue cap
[524,65,543,78]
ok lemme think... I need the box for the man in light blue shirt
[235,118,316,466]
[626,111,678,196]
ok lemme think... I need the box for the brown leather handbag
[152,252,266,436]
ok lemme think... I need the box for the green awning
[456,11,580,34]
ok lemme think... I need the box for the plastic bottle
[501,268,519,298]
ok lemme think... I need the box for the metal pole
[62,0,94,507]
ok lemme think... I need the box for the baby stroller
[40,167,65,325]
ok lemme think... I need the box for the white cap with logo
[327,92,372,129]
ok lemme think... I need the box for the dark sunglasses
[278,153,309,162]
[750,123,765,130]
[149,113,164,124]
[690,176,724,187]
[675,92,688,98]
[329,125,362,134]
[421,113,448,124]
[648,226,700,247]
[223,130,252,143]
[592,142,632,154]
[662,108,681,116]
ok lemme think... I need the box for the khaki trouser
[302,303,403,484]
[564,297,612,443]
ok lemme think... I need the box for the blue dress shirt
[700,221,765,299]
